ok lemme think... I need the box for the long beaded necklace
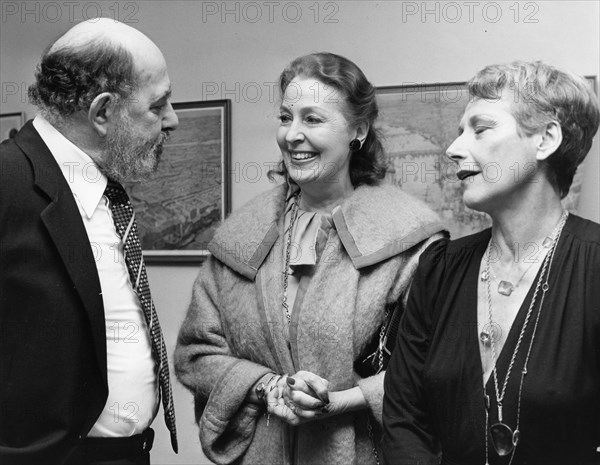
[282,192,301,324]
[479,214,566,346]
[483,211,568,464]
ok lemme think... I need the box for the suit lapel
[15,121,107,386]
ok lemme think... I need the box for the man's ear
[88,92,118,137]
[536,121,563,161]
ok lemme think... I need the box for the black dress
[382,214,600,465]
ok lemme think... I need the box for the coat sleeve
[381,239,448,465]
[174,256,273,465]
[357,233,446,426]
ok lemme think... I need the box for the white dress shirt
[33,116,158,437]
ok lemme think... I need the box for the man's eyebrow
[153,88,172,104]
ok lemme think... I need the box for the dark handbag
[354,299,404,377]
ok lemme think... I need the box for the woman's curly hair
[270,52,387,188]
[28,38,137,123]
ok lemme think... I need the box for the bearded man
[0,18,178,465]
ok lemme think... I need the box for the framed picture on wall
[376,79,596,239]
[125,100,231,263]
[0,112,25,141]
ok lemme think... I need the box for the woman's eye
[278,114,291,123]
[306,116,322,124]
[474,127,488,135]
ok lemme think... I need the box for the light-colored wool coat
[175,182,446,465]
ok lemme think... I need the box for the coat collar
[208,182,446,279]
[14,121,108,386]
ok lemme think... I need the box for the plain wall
[1,1,598,463]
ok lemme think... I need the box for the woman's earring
[349,139,361,151]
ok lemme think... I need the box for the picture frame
[126,100,231,263]
[0,112,25,141]
[375,79,596,239]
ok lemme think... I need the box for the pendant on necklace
[490,423,520,456]
[497,280,514,296]
[480,270,489,281]
[480,331,492,346]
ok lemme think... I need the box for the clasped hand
[265,370,329,425]
[262,370,367,426]
[267,372,365,426]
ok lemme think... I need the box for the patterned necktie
[104,180,178,453]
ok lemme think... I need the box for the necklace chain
[487,248,541,296]
[484,211,568,464]
[282,193,301,324]
[484,232,554,297]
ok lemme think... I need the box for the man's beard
[100,113,169,183]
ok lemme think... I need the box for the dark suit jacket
[0,121,109,464]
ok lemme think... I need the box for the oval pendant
[490,422,514,456]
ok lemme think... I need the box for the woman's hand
[285,370,330,404]
[280,371,329,423]
[266,371,368,425]
[263,371,327,425]
[264,374,306,425]
[321,387,367,416]
[282,370,368,423]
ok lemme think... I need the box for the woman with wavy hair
[175,52,445,464]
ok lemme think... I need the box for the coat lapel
[15,122,107,386]
[208,184,287,279]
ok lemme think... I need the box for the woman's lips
[290,152,318,161]
[457,169,481,181]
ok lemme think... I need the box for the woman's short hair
[28,37,137,124]
[468,60,600,198]
[272,52,387,187]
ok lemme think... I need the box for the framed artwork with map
[376,79,596,239]
[125,100,231,263]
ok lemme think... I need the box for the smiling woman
[273,53,389,190]
[174,52,447,465]
[276,77,357,204]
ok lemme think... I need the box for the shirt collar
[33,115,107,219]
